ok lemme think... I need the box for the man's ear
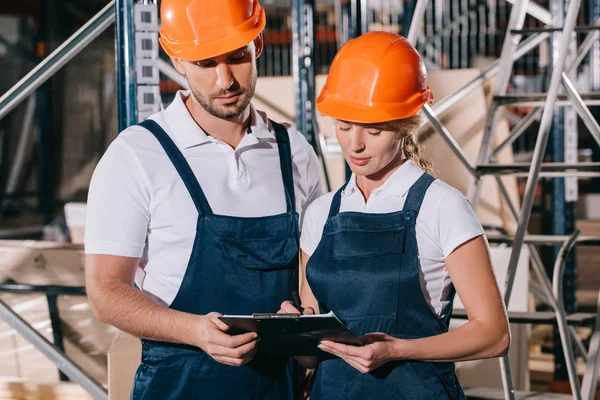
[170,56,186,76]
[253,33,264,59]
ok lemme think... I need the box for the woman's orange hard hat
[317,32,434,123]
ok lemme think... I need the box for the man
[84,0,322,398]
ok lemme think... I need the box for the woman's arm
[319,236,510,372]
[396,235,510,361]
[279,250,321,368]
[299,250,320,314]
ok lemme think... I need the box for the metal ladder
[407,0,600,398]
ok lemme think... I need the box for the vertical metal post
[403,0,415,37]
[548,0,578,383]
[116,0,137,131]
[589,0,600,206]
[292,0,315,147]
[591,0,600,93]
[350,0,364,37]
[36,86,53,223]
[552,231,583,399]
[292,0,332,191]
[35,0,55,224]
[338,0,352,47]
[47,295,68,381]
[360,0,369,36]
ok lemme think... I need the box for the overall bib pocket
[317,226,406,260]
[221,235,298,270]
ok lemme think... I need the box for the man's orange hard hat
[159,0,266,61]
[317,32,433,123]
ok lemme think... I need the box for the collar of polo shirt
[163,90,274,150]
[342,159,426,199]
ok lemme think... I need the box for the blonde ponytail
[388,113,433,174]
[402,131,432,174]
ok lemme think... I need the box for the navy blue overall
[306,173,466,400]
[130,119,298,400]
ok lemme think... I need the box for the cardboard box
[580,194,600,220]
[0,240,85,286]
[0,241,116,388]
[64,203,87,244]
[108,331,141,400]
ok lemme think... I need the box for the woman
[281,32,510,399]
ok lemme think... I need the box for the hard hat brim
[316,94,431,124]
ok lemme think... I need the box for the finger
[359,333,389,344]
[279,301,300,314]
[211,330,258,348]
[319,345,368,365]
[334,354,370,374]
[208,337,259,358]
[319,341,364,358]
[303,307,315,315]
[212,347,258,364]
[346,359,370,374]
[207,315,230,332]
[212,355,253,367]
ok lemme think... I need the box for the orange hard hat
[159,0,266,61]
[316,32,433,123]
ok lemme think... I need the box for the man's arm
[86,254,259,366]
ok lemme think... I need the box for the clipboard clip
[252,313,301,318]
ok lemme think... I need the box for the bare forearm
[89,281,197,345]
[396,319,510,363]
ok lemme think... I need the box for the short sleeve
[299,193,332,256]
[304,145,323,213]
[435,189,485,258]
[285,124,323,227]
[84,139,151,257]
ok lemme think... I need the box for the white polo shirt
[85,90,322,306]
[300,160,484,318]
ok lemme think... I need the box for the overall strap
[327,182,348,218]
[139,120,212,215]
[404,173,435,216]
[271,120,296,213]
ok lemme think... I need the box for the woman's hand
[278,300,320,369]
[318,333,403,373]
[278,300,316,316]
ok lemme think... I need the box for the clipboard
[219,311,363,356]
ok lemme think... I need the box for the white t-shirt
[85,90,322,306]
[300,160,484,318]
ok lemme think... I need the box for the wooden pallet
[464,387,572,399]
[0,381,95,400]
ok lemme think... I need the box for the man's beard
[190,72,257,119]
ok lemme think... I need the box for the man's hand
[193,312,259,366]
[318,333,400,373]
